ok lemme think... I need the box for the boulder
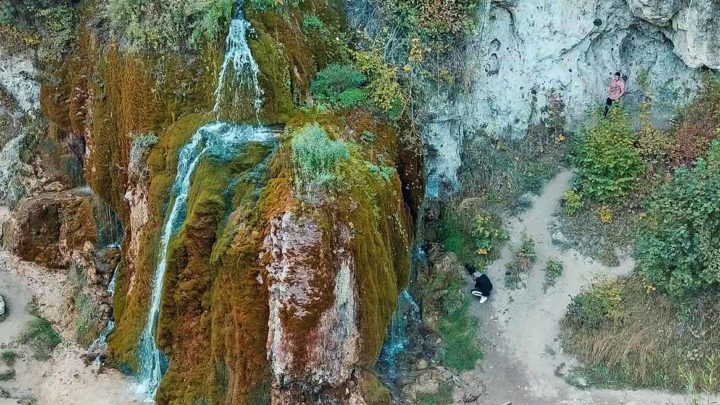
[627,0,683,25]
[2,189,98,268]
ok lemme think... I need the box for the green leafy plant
[354,50,403,113]
[473,212,506,256]
[301,14,324,32]
[291,123,349,187]
[635,141,720,298]
[562,190,582,216]
[564,278,624,330]
[310,64,368,109]
[103,0,234,50]
[37,5,75,64]
[0,351,16,367]
[576,110,644,201]
[544,258,564,291]
[20,316,62,359]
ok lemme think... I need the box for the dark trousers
[474,274,493,296]
[604,98,615,118]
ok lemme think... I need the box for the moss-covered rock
[34,1,423,403]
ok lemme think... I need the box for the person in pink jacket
[604,72,625,118]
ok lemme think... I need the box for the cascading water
[213,0,264,116]
[90,261,120,368]
[136,0,270,399]
[136,123,276,399]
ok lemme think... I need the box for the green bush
[564,279,624,330]
[36,5,75,65]
[103,0,234,50]
[310,64,368,109]
[0,351,17,367]
[576,110,644,202]
[291,123,349,186]
[562,190,582,216]
[544,258,563,290]
[635,141,720,298]
[301,15,324,32]
[20,316,62,359]
[438,208,505,269]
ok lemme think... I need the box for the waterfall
[135,123,276,400]
[213,0,264,116]
[134,0,273,399]
[90,262,120,368]
[377,286,422,382]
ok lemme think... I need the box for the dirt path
[466,170,698,405]
[0,251,138,405]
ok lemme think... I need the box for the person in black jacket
[465,264,493,303]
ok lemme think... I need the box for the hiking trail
[466,170,704,405]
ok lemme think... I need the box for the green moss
[152,131,276,404]
[108,113,212,371]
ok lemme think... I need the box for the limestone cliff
[426,0,720,195]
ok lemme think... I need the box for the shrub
[563,190,582,216]
[670,75,720,166]
[291,123,349,187]
[103,0,234,51]
[576,110,644,202]
[37,5,75,65]
[637,126,672,164]
[20,317,62,359]
[310,64,368,109]
[598,205,613,224]
[354,50,403,113]
[564,278,624,330]
[0,351,16,367]
[635,141,720,298]
[438,208,505,269]
[473,212,506,256]
[301,15,324,32]
[544,258,564,290]
[505,236,537,289]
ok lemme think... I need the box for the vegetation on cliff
[560,74,720,393]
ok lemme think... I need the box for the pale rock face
[264,211,362,403]
[426,0,720,194]
[627,0,683,25]
[465,0,702,138]
[0,48,39,112]
[668,0,720,69]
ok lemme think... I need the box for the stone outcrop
[464,0,714,138]
[0,47,39,113]
[424,0,720,194]
[1,188,117,268]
